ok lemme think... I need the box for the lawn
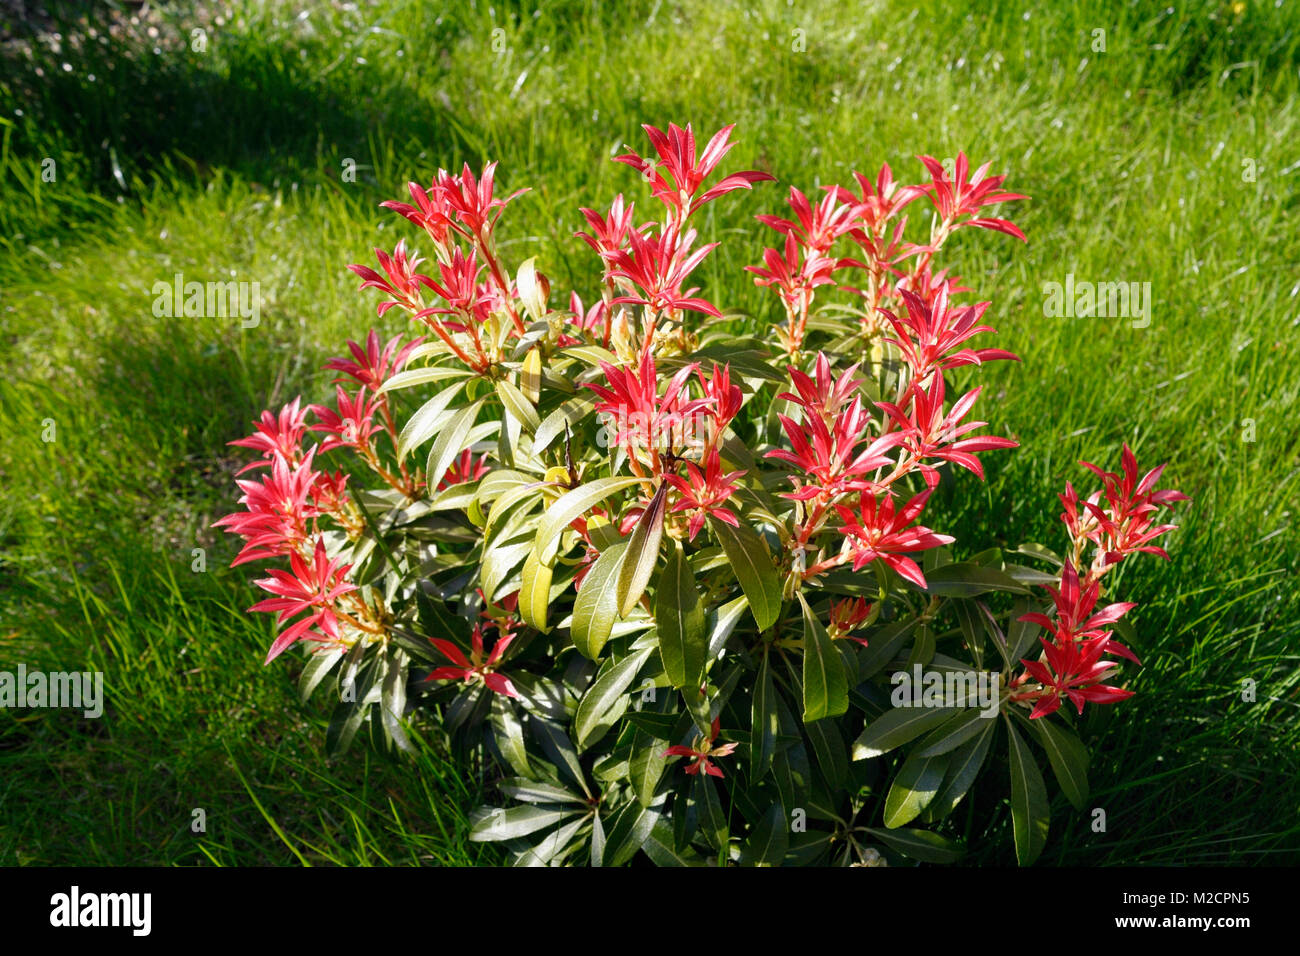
[0,0,1297,865]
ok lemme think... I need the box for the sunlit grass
[0,0,1296,865]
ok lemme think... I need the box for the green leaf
[624,710,680,739]
[512,816,588,867]
[916,708,998,757]
[415,592,471,640]
[799,594,848,722]
[573,648,653,752]
[497,779,585,805]
[592,749,629,784]
[570,541,630,660]
[922,720,996,822]
[586,519,623,552]
[480,533,534,605]
[425,398,485,493]
[852,706,957,760]
[770,743,810,827]
[1007,602,1040,662]
[663,347,785,383]
[490,696,533,777]
[396,381,467,458]
[804,714,850,790]
[1005,716,1051,866]
[672,784,698,850]
[298,647,344,703]
[694,773,729,853]
[516,257,546,322]
[906,622,936,667]
[603,799,660,866]
[655,542,707,690]
[469,805,579,842]
[590,810,606,867]
[443,683,488,734]
[629,730,669,808]
[864,827,965,864]
[495,378,542,434]
[642,820,705,866]
[952,598,984,666]
[535,392,598,452]
[1027,716,1090,811]
[337,639,369,693]
[855,618,917,680]
[617,482,667,618]
[379,645,414,755]
[477,468,537,502]
[1012,542,1064,567]
[426,479,482,514]
[883,748,951,828]
[706,594,750,659]
[738,802,789,866]
[709,517,781,631]
[325,696,368,756]
[484,481,544,536]
[520,347,543,401]
[376,364,473,394]
[749,650,779,783]
[530,720,589,797]
[533,476,644,566]
[1003,564,1061,588]
[922,562,1031,597]
[519,548,554,632]
[559,345,618,367]
[786,829,835,866]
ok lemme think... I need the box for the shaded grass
[0,0,1297,864]
[0,533,497,865]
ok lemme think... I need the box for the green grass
[1,0,1297,865]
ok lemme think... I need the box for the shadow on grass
[0,1,476,244]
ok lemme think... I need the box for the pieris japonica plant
[218,121,1187,866]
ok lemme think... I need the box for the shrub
[217,122,1187,866]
